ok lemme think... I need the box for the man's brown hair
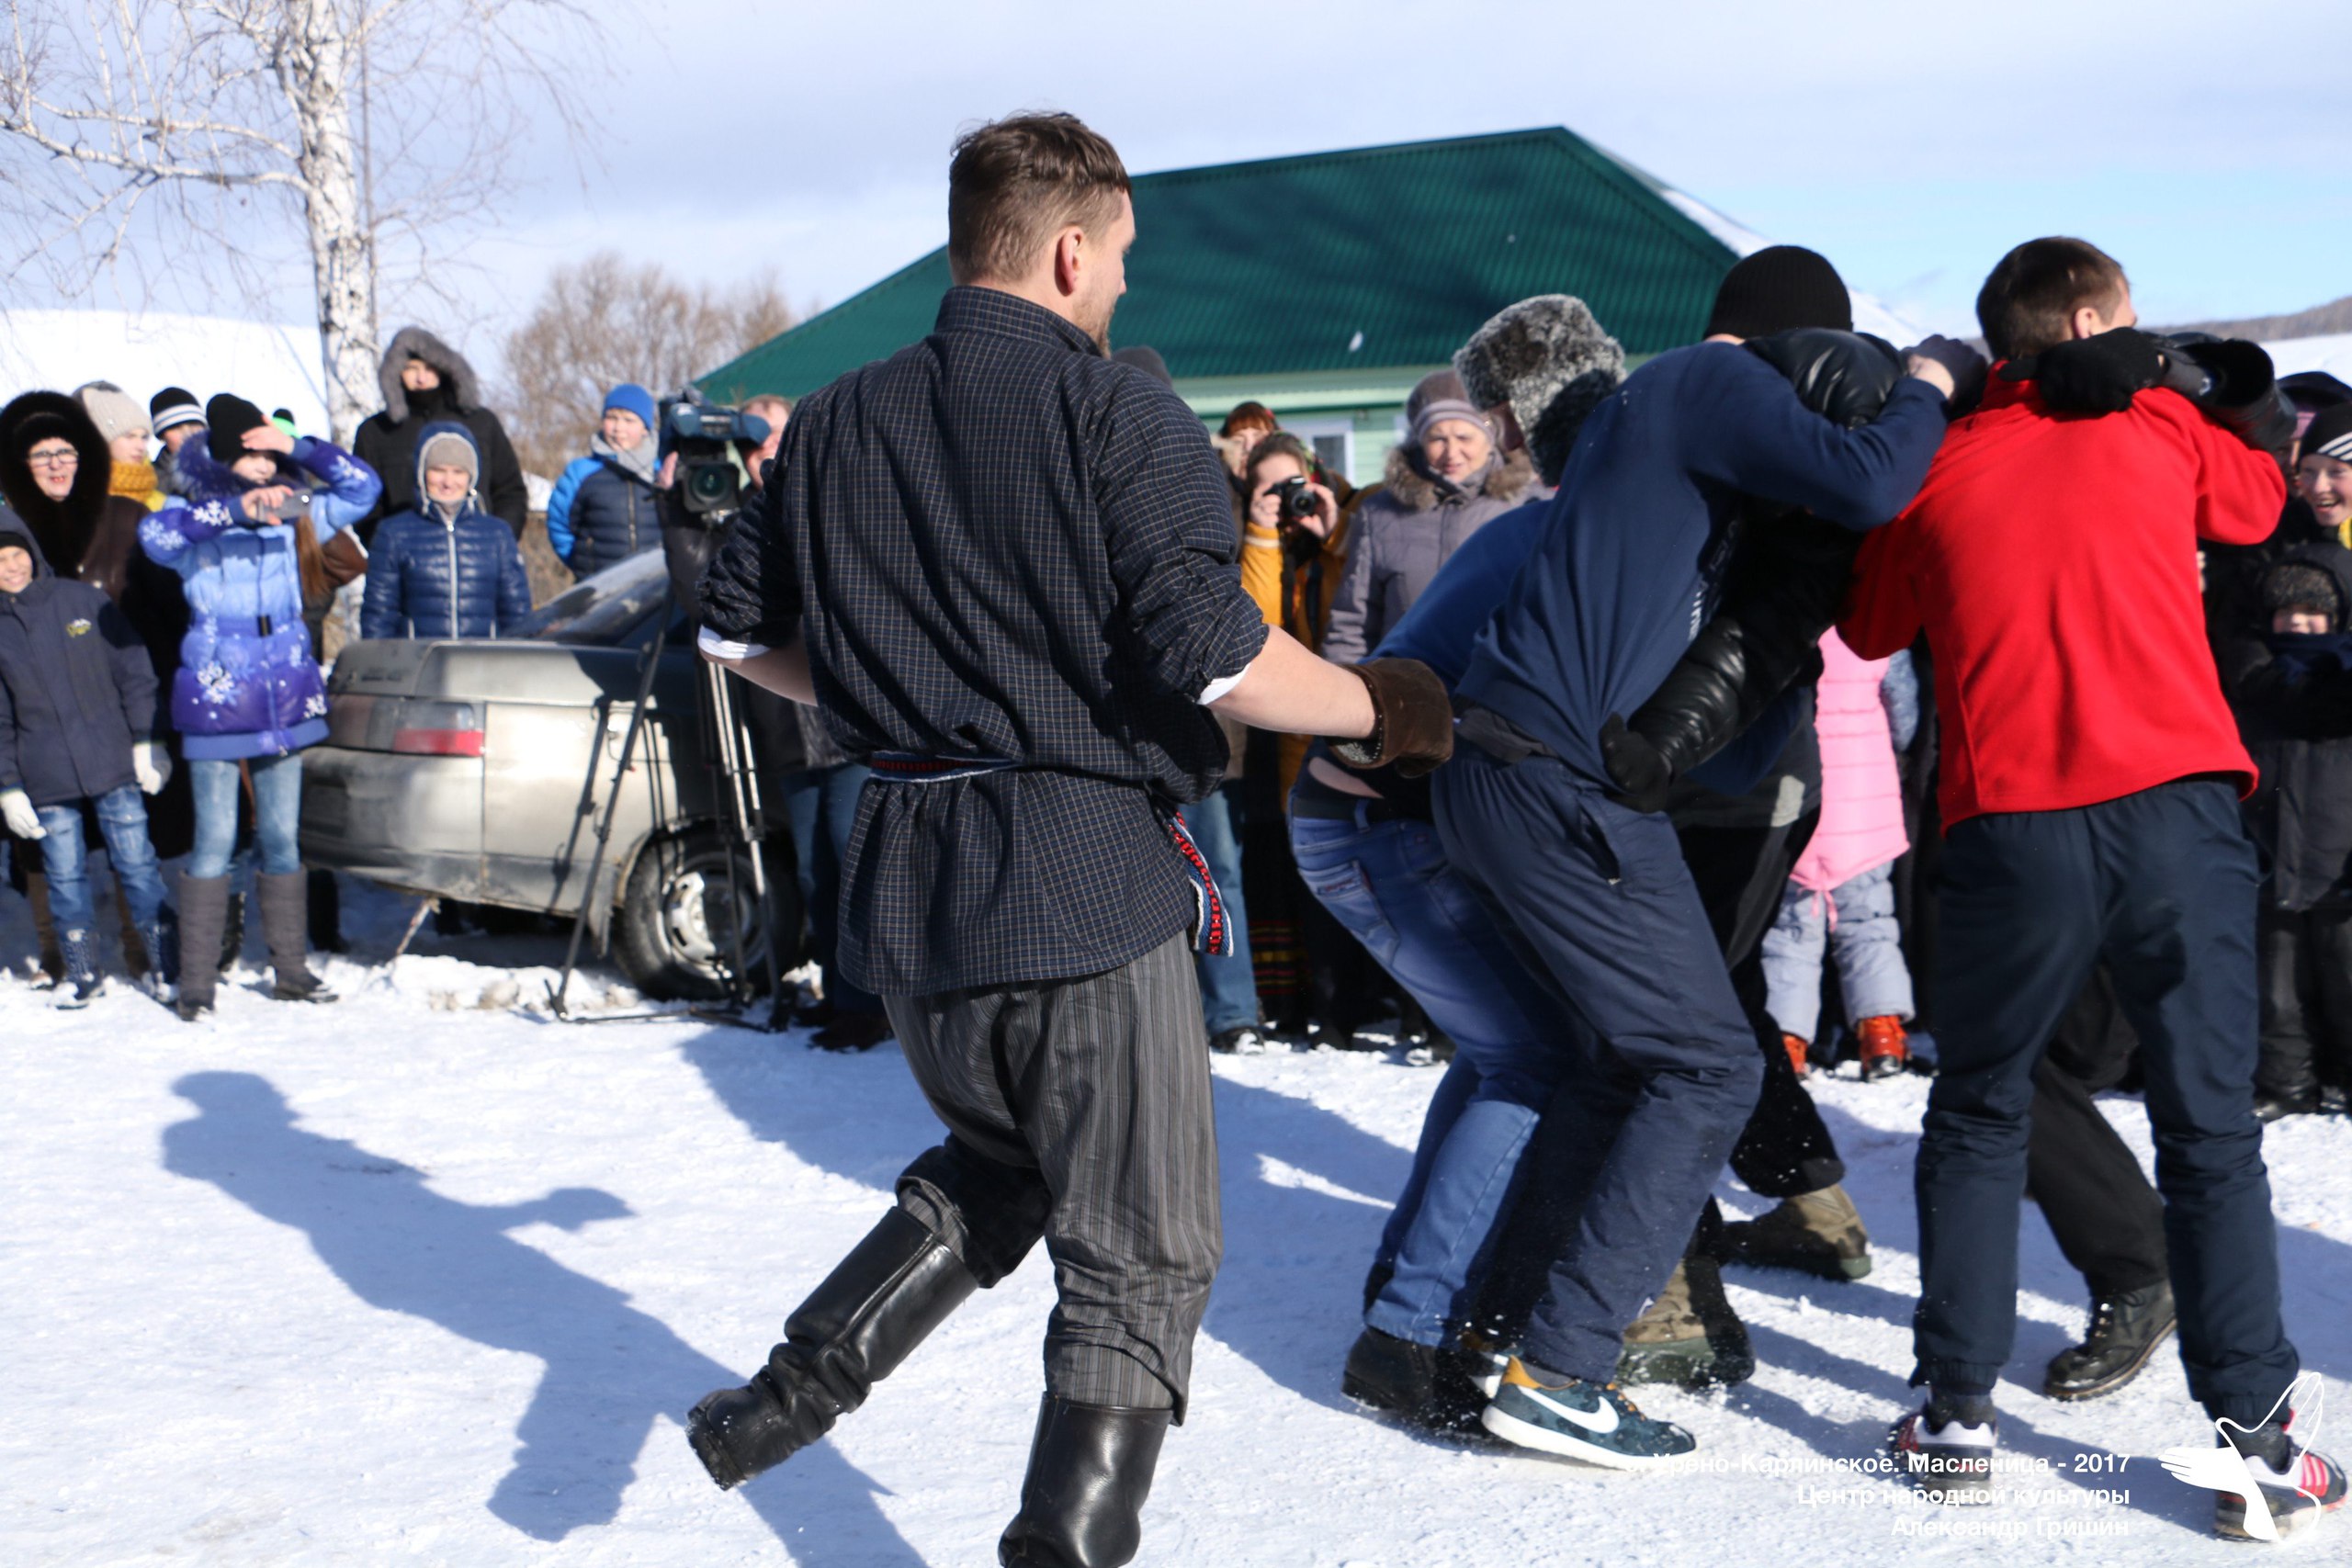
[947,112,1132,285]
[1975,238,2130,362]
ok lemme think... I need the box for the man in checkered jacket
[684,112,1451,1568]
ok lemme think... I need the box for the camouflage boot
[1616,1255,1754,1388]
[1717,1183,1871,1280]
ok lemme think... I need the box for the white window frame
[1282,414,1355,486]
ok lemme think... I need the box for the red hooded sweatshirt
[1841,375,2282,827]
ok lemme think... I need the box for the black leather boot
[1341,1326,1487,1433]
[998,1396,1170,1568]
[2041,1280,2175,1401]
[686,1208,977,1489]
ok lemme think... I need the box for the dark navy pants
[1917,779,2298,1424]
[1434,744,1761,1382]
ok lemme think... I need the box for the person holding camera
[1321,370,1542,667]
[141,393,380,1021]
[360,425,532,641]
[546,383,663,580]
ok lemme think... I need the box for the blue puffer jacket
[547,437,662,578]
[361,422,533,640]
[140,438,380,761]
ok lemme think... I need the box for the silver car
[299,547,804,998]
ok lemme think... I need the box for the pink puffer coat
[1791,628,1909,893]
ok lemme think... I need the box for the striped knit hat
[2301,402,2352,465]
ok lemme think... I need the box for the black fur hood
[377,325,488,424]
[0,389,113,567]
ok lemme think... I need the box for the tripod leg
[551,593,673,1020]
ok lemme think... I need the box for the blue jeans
[1179,783,1258,1033]
[1291,807,1574,1347]
[1434,747,1761,1382]
[779,761,881,1014]
[187,754,303,880]
[36,784,169,933]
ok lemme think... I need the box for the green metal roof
[700,127,1739,402]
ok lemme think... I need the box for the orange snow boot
[1858,1016,1908,1080]
[1781,1032,1811,1078]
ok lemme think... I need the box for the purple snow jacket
[139,438,380,760]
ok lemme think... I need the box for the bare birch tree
[0,0,598,441]
[500,251,797,480]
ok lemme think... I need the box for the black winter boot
[56,926,100,1009]
[2041,1281,2175,1401]
[26,869,62,985]
[998,1396,1171,1568]
[175,874,229,1021]
[1340,1326,1488,1434]
[259,871,335,1002]
[686,1208,978,1490]
[141,908,179,998]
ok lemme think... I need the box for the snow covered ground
[6,878,2351,1566]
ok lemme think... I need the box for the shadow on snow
[160,1069,925,1566]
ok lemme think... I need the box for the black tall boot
[258,870,336,1002]
[687,1208,978,1489]
[175,874,229,1021]
[26,869,63,984]
[998,1397,1170,1568]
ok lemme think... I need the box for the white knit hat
[74,380,148,444]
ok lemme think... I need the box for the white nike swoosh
[1521,1384,1619,1436]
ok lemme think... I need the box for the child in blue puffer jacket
[361,422,531,640]
[141,392,380,1021]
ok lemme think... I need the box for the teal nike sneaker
[1479,1355,1697,1470]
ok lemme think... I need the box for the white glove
[134,740,172,795]
[0,788,42,840]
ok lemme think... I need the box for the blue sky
[15,1,2344,352]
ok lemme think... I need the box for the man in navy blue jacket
[1438,247,1973,1467]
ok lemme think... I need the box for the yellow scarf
[109,459,163,511]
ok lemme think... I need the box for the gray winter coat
[1320,445,1542,664]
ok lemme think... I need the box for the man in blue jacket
[546,383,662,579]
[1437,247,1974,1467]
[0,516,174,1007]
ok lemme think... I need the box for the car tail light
[390,701,485,757]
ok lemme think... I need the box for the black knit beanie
[206,393,269,463]
[1111,344,1173,388]
[1705,245,1854,341]
[2301,402,2352,465]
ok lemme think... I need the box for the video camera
[662,395,773,519]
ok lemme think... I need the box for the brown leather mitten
[1329,658,1455,778]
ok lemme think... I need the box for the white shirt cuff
[697,626,771,661]
[1196,669,1247,705]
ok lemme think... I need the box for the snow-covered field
[7,879,2351,1566]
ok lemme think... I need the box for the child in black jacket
[2232,542,2352,1118]
[0,518,174,1006]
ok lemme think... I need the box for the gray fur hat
[1453,296,1624,486]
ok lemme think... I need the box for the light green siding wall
[1178,363,1440,487]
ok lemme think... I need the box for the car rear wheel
[611,829,800,1002]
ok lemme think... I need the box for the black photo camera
[1272,474,1321,525]
[663,399,773,518]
